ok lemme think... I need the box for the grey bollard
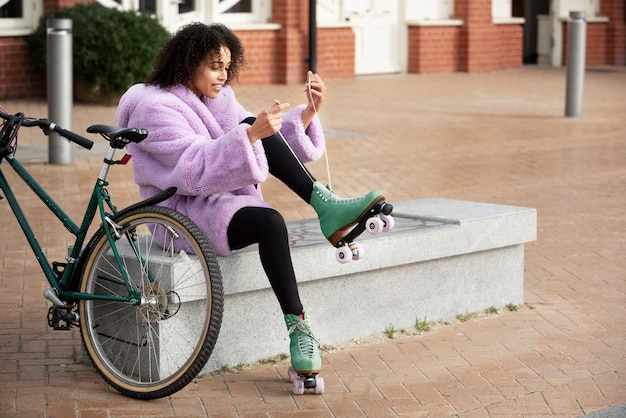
[47,19,73,165]
[565,11,586,117]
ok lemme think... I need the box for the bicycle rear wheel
[78,205,223,399]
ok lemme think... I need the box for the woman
[116,22,382,378]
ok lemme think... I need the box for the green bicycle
[0,108,223,400]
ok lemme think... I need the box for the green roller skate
[310,181,394,263]
[284,313,324,395]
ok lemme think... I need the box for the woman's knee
[258,208,287,236]
[230,207,287,239]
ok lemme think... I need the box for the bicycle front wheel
[78,206,223,399]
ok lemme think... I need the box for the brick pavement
[0,67,624,417]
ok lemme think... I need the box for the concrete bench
[80,198,536,375]
[204,198,536,373]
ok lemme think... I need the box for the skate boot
[310,181,385,246]
[284,313,324,394]
[285,313,321,373]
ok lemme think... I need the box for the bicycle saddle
[87,124,148,143]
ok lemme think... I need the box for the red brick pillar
[45,0,88,13]
[272,0,308,84]
[601,0,626,65]
[454,0,498,72]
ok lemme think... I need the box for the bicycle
[0,107,224,400]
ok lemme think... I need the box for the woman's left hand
[302,71,326,129]
[305,71,325,112]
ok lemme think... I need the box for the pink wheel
[380,214,395,232]
[314,377,325,395]
[366,217,384,234]
[287,366,298,383]
[293,378,305,395]
[335,246,352,263]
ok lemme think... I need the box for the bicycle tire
[78,205,223,399]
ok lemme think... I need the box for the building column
[272,0,308,84]
[454,0,498,72]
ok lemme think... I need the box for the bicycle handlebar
[1,110,94,150]
[22,117,94,150]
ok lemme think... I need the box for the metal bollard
[47,19,73,164]
[565,11,586,117]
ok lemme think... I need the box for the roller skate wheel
[293,378,305,395]
[352,243,364,261]
[314,376,325,395]
[366,217,384,234]
[335,246,352,263]
[287,366,298,383]
[380,214,395,232]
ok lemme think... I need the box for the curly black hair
[146,22,245,88]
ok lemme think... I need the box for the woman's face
[188,45,231,99]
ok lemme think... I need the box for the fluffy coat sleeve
[116,84,269,196]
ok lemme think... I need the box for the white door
[343,0,401,75]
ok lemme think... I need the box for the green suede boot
[310,181,384,245]
[284,313,322,373]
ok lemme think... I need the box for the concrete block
[203,198,536,372]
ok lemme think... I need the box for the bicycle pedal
[47,305,74,330]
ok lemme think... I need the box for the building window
[141,0,157,14]
[97,0,267,32]
[215,0,266,24]
[0,0,22,18]
[179,0,195,14]
[220,0,251,14]
[492,0,512,20]
[0,0,41,35]
[101,0,156,13]
[317,0,341,23]
[405,0,454,21]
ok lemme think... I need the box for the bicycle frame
[0,112,225,400]
[0,147,141,304]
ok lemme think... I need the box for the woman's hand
[247,101,290,145]
[302,71,326,129]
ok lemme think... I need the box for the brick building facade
[0,0,624,99]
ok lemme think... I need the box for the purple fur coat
[115,83,326,256]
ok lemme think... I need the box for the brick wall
[496,24,524,70]
[407,25,461,74]
[44,0,83,13]
[0,37,45,99]
[601,0,626,65]
[586,22,608,66]
[235,30,280,86]
[276,28,307,85]
[316,28,354,79]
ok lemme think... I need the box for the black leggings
[227,118,316,315]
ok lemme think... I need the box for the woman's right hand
[247,101,290,145]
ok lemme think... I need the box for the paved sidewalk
[0,66,624,417]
